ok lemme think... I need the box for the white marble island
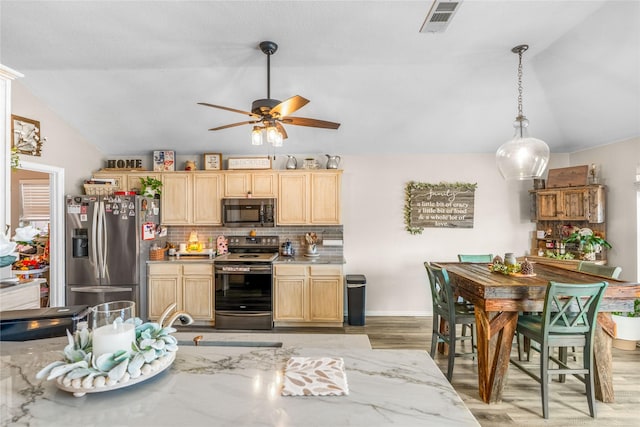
[0,333,479,426]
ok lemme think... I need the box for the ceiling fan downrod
[259,41,278,99]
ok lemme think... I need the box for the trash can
[346,274,366,326]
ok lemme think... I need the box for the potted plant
[139,177,162,198]
[563,230,611,261]
[612,299,640,350]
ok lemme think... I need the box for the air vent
[420,1,463,33]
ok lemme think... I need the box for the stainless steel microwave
[222,198,276,227]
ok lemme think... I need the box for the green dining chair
[457,254,493,263]
[510,280,608,419]
[577,261,622,279]
[424,262,476,382]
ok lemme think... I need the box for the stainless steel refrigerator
[65,194,161,320]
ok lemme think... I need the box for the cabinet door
[148,275,181,320]
[536,191,561,220]
[310,172,341,224]
[274,278,306,321]
[308,276,343,322]
[251,172,277,197]
[193,173,223,224]
[127,172,161,193]
[183,275,214,320]
[562,189,589,220]
[224,173,250,197]
[161,173,192,224]
[278,173,308,224]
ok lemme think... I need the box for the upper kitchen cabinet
[277,170,342,225]
[161,172,223,225]
[126,172,161,194]
[91,171,161,193]
[533,185,605,223]
[223,171,277,198]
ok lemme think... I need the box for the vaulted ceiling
[2,1,638,157]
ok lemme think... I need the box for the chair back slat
[424,262,455,315]
[577,262,622,279]
[543,281,608,335]
[458,254,493,263]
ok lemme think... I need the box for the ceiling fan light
[251,126,263,145]
[266,126,280,144]
[272,131,284,147]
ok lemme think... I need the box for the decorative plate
[55,351,176,397]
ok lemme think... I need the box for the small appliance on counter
[0,306,91,341]
[280,240,294,257]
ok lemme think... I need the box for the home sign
[105,159,144,170]
[404,181,477,234]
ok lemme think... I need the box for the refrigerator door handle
[91,200,100,279]
[96,200,105,278]
[100,201,108,279]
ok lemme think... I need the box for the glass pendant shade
[251,126,263,145]
[496,117,550,180]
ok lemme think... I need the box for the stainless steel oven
[214,236,279,329]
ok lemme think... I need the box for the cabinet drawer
[275,265,307,276]
[183,263,213,275]
[309,265,343,276]
[149,264,181,275]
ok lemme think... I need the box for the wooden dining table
[435,261,640,404]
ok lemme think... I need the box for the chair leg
[541,345,550,419]
[584,340,596,418]
[446,321,456,382]
[430,314,439,357]
[558,347,567,383]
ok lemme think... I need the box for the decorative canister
[504,253,517,266]
[285,155,297,169]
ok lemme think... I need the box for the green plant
[563,231,612,254]
[139,176,162,197]
[10,147,20,170]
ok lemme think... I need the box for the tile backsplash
[166,225,344,257]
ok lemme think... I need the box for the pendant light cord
[517,49,524,119]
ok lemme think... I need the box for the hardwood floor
[271,316,640,426]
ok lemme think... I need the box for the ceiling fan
[198,41,340,144]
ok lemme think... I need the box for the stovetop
[216,235,279,263]
[215,252,279,262]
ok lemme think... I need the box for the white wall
[12,81,103,194]
[340,153,568,315]
[569,137,640,281]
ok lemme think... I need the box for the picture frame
[227,157,272,170]
[11,115,44,156]
[153,150,175,172]
[203,153,222,171]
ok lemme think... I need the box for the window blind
[20,180,50,221]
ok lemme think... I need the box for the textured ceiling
[1,1,639,157]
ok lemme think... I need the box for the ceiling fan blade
[270,95,310,118]
[281,116,341,129]
[275,122,288,139]
[209,120,259,131]
[198,102,261,119]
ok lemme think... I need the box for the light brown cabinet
[533,185,604,223]
[92,171,161,193]
[148,263,214,323]
[161,172,223,225]
[273,264,343,327]
[277,170,342,225]
[223,171,276,198]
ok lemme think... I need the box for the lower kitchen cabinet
[148,263,214,324]
[273,264,343,327]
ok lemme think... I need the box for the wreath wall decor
[404,181,478,234]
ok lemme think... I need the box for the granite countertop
[1,333,478,426]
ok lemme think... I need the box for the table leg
[593,319,615,402]
[474,306,518,403]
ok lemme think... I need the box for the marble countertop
[1,333,478,426]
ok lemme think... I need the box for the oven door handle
[215,267,272,273]
[216,312,271,317]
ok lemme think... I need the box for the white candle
[92,321,136,359]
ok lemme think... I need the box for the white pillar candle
[92,321,136,359]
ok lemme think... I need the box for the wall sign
[104,159,143,170]
[404,181,477,234]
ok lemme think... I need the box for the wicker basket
[84,183,116,196]
[149,247,167,261]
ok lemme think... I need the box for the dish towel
[281,357,349,396]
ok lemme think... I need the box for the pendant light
[496,44,550,180]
